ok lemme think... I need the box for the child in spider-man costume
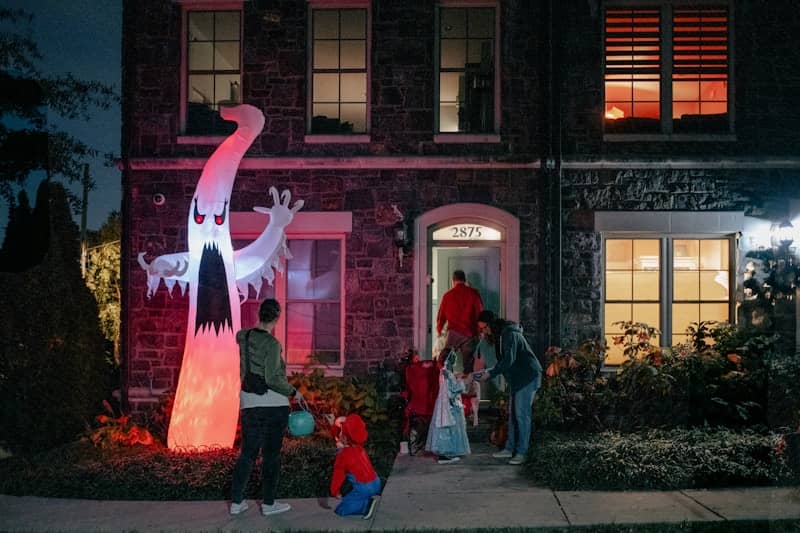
[330,414,381,519]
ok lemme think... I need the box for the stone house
[121,0,800,410]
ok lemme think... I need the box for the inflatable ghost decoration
[138,104,303,450]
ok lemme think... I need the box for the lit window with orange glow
[604,9,661,133]
[310,8,369,134]
[672,8,729,133]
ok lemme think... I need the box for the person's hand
[292,389,304,402]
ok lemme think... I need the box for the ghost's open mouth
[195,242,232,335]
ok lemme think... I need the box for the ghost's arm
[137,251,190,298]
[234,187,303,297]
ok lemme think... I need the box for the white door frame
[413,203,520,353]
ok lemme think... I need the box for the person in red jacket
[436,270,484,372]
[330,414,381,519]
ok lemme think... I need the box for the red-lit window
[604,2,731,135]
[604,8,662,133]
[672,7,729,133]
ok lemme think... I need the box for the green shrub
[524,428,798,490]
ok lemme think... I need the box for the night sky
[2,0,122,238]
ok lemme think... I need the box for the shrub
[524,428,798,490]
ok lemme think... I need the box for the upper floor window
[603,236,733,364]
[604,2,731,135]
[183,9,242,136]
[309,7,369,135]
[436,5,498,134]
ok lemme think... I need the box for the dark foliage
[0,182,110,452]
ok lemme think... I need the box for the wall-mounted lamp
[770,220,795,249]
[391,204,412,268]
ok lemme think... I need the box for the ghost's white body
[138,105,303,449]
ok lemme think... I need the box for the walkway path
[2,440,799,531]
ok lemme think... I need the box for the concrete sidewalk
[1,440,799,532]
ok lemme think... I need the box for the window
[239,238,345,368]
[309,7,369,134]
[184,9,242,135]
[604,236,732,364]
[436,5,497,134]
[604,2,730,135]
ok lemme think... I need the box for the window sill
[304,134,371,144]
[177,135,227,145]
[287,364,343,377]
[604,133,737,143]
[434,133,501,144]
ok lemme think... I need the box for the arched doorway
[413,204,520,358]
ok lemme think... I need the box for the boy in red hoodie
[330,414,381,519]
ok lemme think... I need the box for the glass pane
[188,75,214,103]
[441,39,466,69]
[312,103,339,120]
[632,303,659,334]
[672,303,699,339]
[340,9,365,39]
[633,271,659,300]
[700,302,729,324]
[286,302,313,364]
[700,239,728,270]
[188,12,213,41]
[215,42,239,70]
[439,103,459,132]
[605,81,632,102]
[674,240,699,270]
[314,40,339,69]
[314,73,339,102]
[215,11,240,40]
[468,40,494,66]
[340,40,365,69]
[606,240,632,270]
[314,302,340,350]
[633,81,659,101]
[633,239,660,270]
[439,72,461,102]
[674,271,699,300]
[673,101,700,118]
[606,337,625,365]
[441,9,466,38]
[604,303,631,332]
[673,80,699,100]
[468,8,494,38]
[340,73,366,102]
[340,103,366,133]
[606,271,632,300]
[633,102,660,119]
[700,80,726,101]
[700,271,729,300]
[314,10,338,39]
[701,101,727,114]
[214,75,239,105]
[189,42,214,71]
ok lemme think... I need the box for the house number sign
[432,224,502,241]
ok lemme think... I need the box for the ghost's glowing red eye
[195,214,205,224]
[214,214,224,225]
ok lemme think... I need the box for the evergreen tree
[86,211,121,365]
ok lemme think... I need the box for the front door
[429,245,501,357]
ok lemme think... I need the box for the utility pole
[80,163,89,277]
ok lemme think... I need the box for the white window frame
[596,211,743,364]
[178,0,244,143]
[433,0,501,143]
[603,0,735,142]
[232,211,352,376]
[305,0,372,144]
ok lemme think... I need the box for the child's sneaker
[362,496,379,520]
[437,456,461,464]
[262,501,291,516]
[229,501,249,515]
[508,454,525,465]
[492,449,513,459]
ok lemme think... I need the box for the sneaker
[362,496,379,520]
[492,449,513,459]
[230,501,249,515]
[437,456,461,465]
[262,501,291,516]
[508,454,525,465]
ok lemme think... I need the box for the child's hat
[342,414,368,444]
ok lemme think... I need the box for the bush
[523,428,799,490]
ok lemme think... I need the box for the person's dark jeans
[231,406,289,505]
